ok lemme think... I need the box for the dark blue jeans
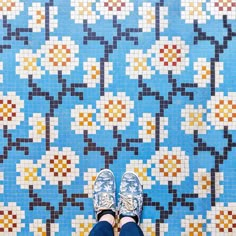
[89,221,144,236]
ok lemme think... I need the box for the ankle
[99,214,115,227]
[120,216,136,228]
[120,213,138,224]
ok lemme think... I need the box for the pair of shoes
[93,169,143,224]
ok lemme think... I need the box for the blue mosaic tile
[1,0,236,235]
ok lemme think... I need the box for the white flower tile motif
[29,219,59,236]
[149,147,189,185]
[207,0,236,20]
[141,220,168,236]
[83,58,113,87]
[181,104,209,134]
[181,0,210,24]
[193,58,224,87]
[126,160,155,189]
[207,92,236,130]
[40,36,79,75]
[181,215,206,235]
[96,0,134,20]
[83,168,98,197]
[71,215,95,235]
[140,219,156,236]
[126,49,154,79]
[0,92,24,130]
[207,202,236,234]
[139,2,168,32]
[28,3,58,32]
[148,36,189,75]
[71,0,99,24]
[39,147,80,185]
[29,113,58,142]
[138,113,168,142]
[194,168,223,198]
[16,49,44,79]
[16,159,45,189]
[71,104,100,134]
[96,92,134,130]
[0,202,25,235]
[0,0,24,20]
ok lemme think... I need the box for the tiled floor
[1,0,236,235]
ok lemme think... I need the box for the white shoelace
[95,192,114,211]
[119,193,137,211]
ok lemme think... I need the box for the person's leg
[89,169,116,236]
[120,221,144,236]
[89,221,114,236]
[118,171,144,236]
